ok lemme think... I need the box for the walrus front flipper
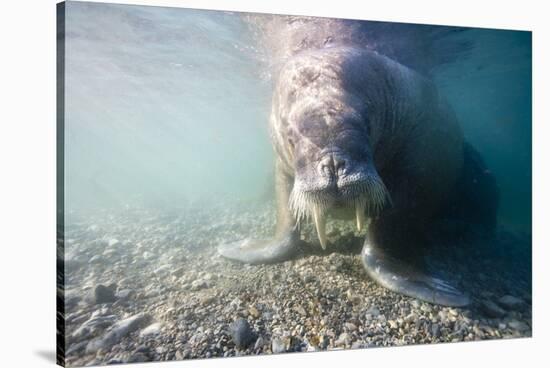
[361,239,470,307]
[218,232,300,264]
[218,160,301,265]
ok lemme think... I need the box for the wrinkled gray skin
[219,45,469,307]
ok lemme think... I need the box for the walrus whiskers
[289,174,390,248]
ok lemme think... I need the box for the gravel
[61,202,532,367]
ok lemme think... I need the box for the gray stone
[66,341,88,355]
[115,289,133,300]
[175,350,184,360]
[365,306,380,317]
[508,320,530,332]
[229,318,255,349]
[89,284,116,304]
[191,279,208,290]
[410,300,421,308]
[294,305,307,316]
[351,341,365,349]
[272,337,286,353]
[303,274,316,283]
[497,295,524,311]
[153,265,171,275]
[88,255,103,264]
[480,300,506,318]
[71,314,117,342]
[431,323,441,338]
[254,336,265,350]
[134,344,150,354]
[127,353,148,363]
[335,332,351,347]
[86,313,151,353]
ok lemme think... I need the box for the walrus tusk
[312,205,327,249]
[356,200,366,231]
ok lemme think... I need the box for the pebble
[154,265,171,275]
[248,306,260,319]
[365,306,380,317]
[271,337,286,353]
[89,284,116,304]
[303,274,316,283]
[115,289,133,300]
[229,318,255,349]
[88,255,102,264]
[71,313,117,342]
[294,305,307,316]
[404,312,417,323]
[139,322,162,337]
[497,295,524,310]
[508,320,530,332]
[175,350,184,360]
[351,341,365,349]
[431,323,441,338]
[410,300,421,308]
[420,304,432,313]
[480,300,506,318]
[86,313,151,353]
[254,336,265,350]
[66,341,88,355]
[128,352,148,363]
[335,332,351,347]
[191,279,208,290]
[203,273,216,281]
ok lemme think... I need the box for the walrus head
[285,95,391,249]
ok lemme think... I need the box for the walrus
[218,17,498,307]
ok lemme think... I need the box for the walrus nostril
[319,155,346,177]
[334,156,346,175]
[319,156,335,177]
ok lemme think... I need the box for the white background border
[0,0,547,367]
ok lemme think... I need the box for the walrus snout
[289,161,390,250]
[318,154,347,178]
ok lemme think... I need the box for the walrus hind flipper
[361,240,470,307]
[218,233,299,265]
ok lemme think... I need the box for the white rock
[140,322,163,337]
[86,313,150,353]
